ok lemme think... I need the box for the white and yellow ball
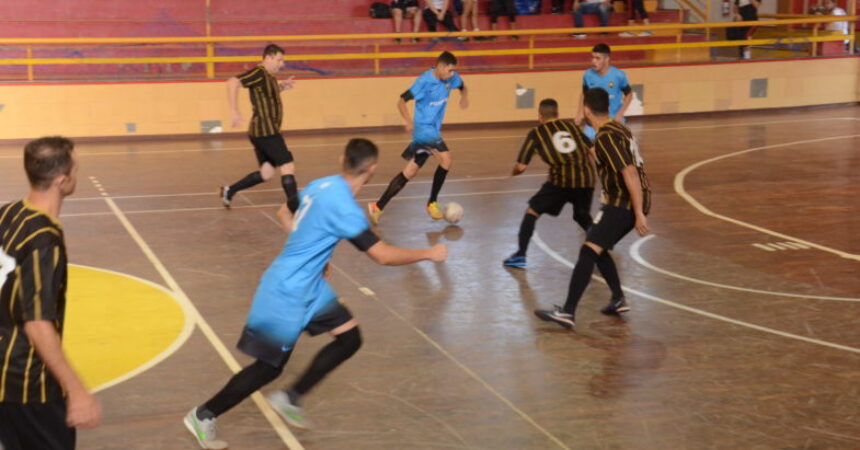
[444,202,463,224]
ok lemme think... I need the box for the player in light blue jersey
[368,51,469,225]
[184,138,447,449]
[576,44,633,141]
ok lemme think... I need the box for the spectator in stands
[424,0,461,33]
[571,0,612,38]
[490,0,519,38]
[548,0,567,14]
[727,0,759,59]
[619,0,652,37]
[392,0,423,43]
[461,0,480,35]
[823,0,850,50]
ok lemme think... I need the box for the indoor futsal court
[1,105,857,449]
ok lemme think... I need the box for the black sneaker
[219,186,232,209]
[600,297,630,315]
[534,306,575,329]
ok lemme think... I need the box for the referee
[219,44,300,220]
[0,137,101,449]
[535,88,651,329]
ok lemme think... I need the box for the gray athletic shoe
[268,390,312,430]
[184,408,228,449]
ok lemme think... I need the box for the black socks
[377,172,409,210]
[428,166,449,204]
[281,175,299,213]
[516,213,538,257]
[228,171,264,198]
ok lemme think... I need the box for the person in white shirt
[823,0,849,48]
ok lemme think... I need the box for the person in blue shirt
[367,51,469,225]
[575,44,633,141]
[184,138,448,449]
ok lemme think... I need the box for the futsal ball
[444,202,463,224]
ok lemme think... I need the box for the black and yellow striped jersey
[0,200,68,404]
[516,119,595,189]
[593,121,652,214]
[237,65,283,138]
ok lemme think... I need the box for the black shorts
[237,301,355,367]
[0,400,76,450]
[585,205,635,251]
[391,0,419,10]
[401,139,450,168]
[528,183,594,217]
[490,0,517,21]
[250,134,293,167]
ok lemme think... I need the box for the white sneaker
[638,30,653,36]
[184,408,229,449]
[571,33,587,39]
[268,390,312,430]
[619,31,637,37]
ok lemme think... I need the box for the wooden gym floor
[0,105,858,449]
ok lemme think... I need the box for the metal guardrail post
[528,35,535,69]
[374,43,380,75]
[206,43,215,78]
[812,25,818,56]
[26,46,34,81]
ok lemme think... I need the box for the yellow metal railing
[0,16,855,81]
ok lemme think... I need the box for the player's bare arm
[366,240,447,265]
[620,164,648,236]
[227,76,243,128]
[24,320,102,429]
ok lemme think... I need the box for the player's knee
[526,208,539,217]
[583,241,603,256]
[403,165,419,179]
[336,327,362,356]
[278,162,295,176]
[260,164,276,181]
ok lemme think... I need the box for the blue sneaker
[534,306,575,329]
[503,254,526,269]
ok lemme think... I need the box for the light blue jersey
[409,68,463,144]
[246,175,368,349]
[582,66,630,139]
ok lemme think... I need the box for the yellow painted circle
[62,265,190,392]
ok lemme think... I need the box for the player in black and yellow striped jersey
[219,44,302,221]
[503,98,596,268]
[0,137,100,449]
[535,88,651,330]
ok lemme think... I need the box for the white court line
[329,264,571,450]
[629,235,860,302]
[674,134,860,262]
[1,116,855,160]
[71,263,196,394]
[532,232,860,356]
[99,195,304,449]
[58,188,538,218]
[60,173,544,202]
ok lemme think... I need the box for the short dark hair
[24,136,75,191]
[343,138,379,175]
[437,51,457,66]
[538,98,559,119]
[263,44,285,58]
[592,43,611,56]
[583,88,609,115]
